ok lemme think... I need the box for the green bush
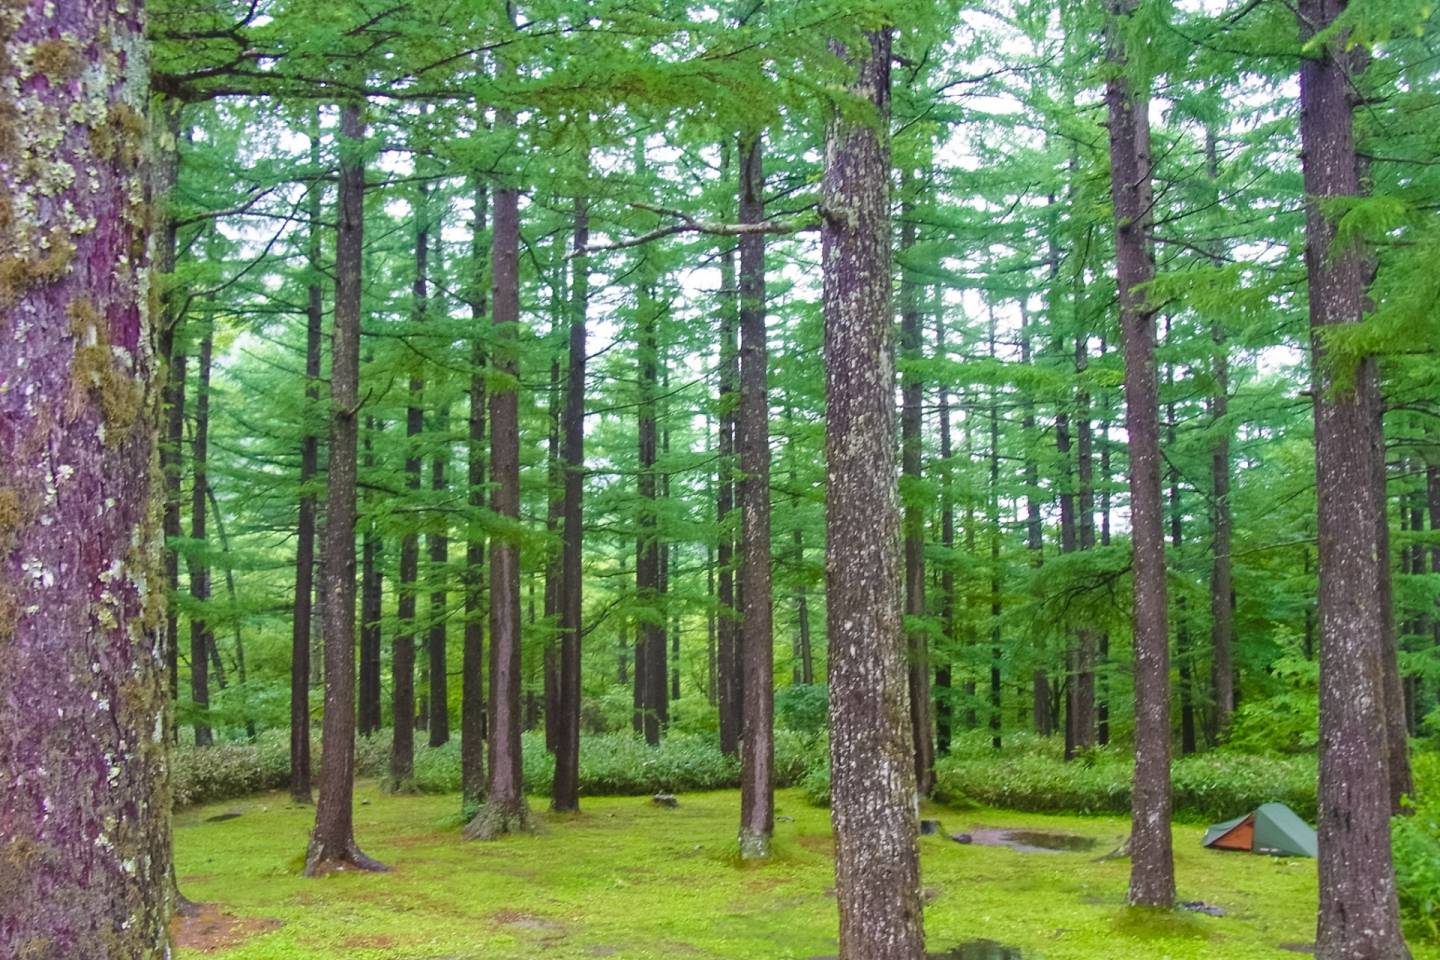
[171,730,292,807]
[776,684,828,737]
[1395,752,1440,941]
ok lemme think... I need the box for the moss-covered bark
[0,1,172,956]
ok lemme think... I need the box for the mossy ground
[174,784,1438,960]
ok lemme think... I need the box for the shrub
[776,684,828,737]
[1395,752,1440,941]
[170,730,291,807]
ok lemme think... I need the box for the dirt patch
[340,933,402,949]
[493,908,566,937]
[963,828,1096,854]
[796,834,834,854]
[171,903,282,953]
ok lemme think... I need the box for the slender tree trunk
[306,101,385,875]
[900,169,934,791]
[1020,315,1049,736]
[552,195,588,814]
[1098,374,1113,746]
[390,188,429,792]
[429,406,450,747]
[1165,356,1196,757]
[157,99,187,725]
[737,132,775,857]
[1107,0,1174,907]
[986,310,1003,752]
[717,230,741,755]
[359,418,383,737]
[0,5,173,944]
[543,311,563,755]
[637,274,665,746]
[1074,337,1097,751]
[292,134,324,797]
[206,484,255,740]
[1205,129,1235,742]
[189,318,215,746]
[935,307,955,756]
[1300,3,1409,954]
[1375,423,1414,813]
[465,55,530,836]
[462,182,489,810]
[822,27,924,960]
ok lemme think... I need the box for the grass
[174,784,1439,960]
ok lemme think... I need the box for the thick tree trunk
[465,68,530,837]
[1300,4,1409,954]
[821,28,925,960]
[737,132,775,857]
[1106,0,1174,908]
[552,196,588,814]
[305,101,385,875]
[0,5,173,947]
[717,233,741,756]
[292,137,324,797]
[462,181,488,809]
[900,170,934,793]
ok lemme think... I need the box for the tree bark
[1106,0,1174,908]
[305,101,386,875]
[189,317,215,746]
[717,228,742,756]
[987,310,1003,752]
[462,181,489,810]
[900,168,934,792]
[552,195,588,814]
[0,4,173,946]
[1073,337,1097,751]
[157,99,187,723]
[1205,128,1236,742]
[822,27,925,960]
[429,404,450,747]
[359,417,383,738]
[292,124,324,796]
[935,306,955,756]
[1300,3,1410,954]
[737,132,775,857]
[1020,315,1049,737]
[465,58,530,836]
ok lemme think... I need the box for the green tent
[1202,803,1317,857]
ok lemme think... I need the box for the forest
[2,0,1439,958]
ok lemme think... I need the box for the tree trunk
[935,306,956,756]
[987,310,1003,752]
[1020,315,1049,737]
[1073,337,1097,751]
[359,417,383,738]
[1205,129,1236,742]
[157,99,187,723]
[390,186,428,793]
[429,404,450,747]
[462,182,489,811]
[821,27,925,960]
[552,195,588,814]
[0,4,173,945]
[1300,3,1409,954]
[292,129,324,796]
[1375,420,1413,813]
[738,132,775,857]
[1166,357,1196,757]
[1098,372,1113,746]
[717,228,742,756]
[900,169,934,792]
[305,101,385,875]
[1106,0,1174,908]
[189,318,215,746]
[465,60,530,837]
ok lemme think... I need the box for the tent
[1202,803,1317,857]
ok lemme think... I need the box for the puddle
[964,828,1097,854]
[931,941,1024,959]
[812,940,1023,960]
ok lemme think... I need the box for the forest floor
[172,784,1438,960]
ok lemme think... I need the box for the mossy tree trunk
[1299,2,1408,954]
[821,25,925,960]
[0,2,173,953]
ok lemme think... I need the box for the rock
[920,819,943,836]
[651,793,679,808]
[950,832,973,844]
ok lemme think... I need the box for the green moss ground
[174,784,1438,959]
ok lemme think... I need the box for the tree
[1298,2,1409,956]
[305,100,386,876]
[0,3,172,953]
[466,36,531,836]
[1106,0,1174,909]
[737,131,775,858]
[822,25,925,960]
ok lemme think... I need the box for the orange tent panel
[1211,815,1256,851]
